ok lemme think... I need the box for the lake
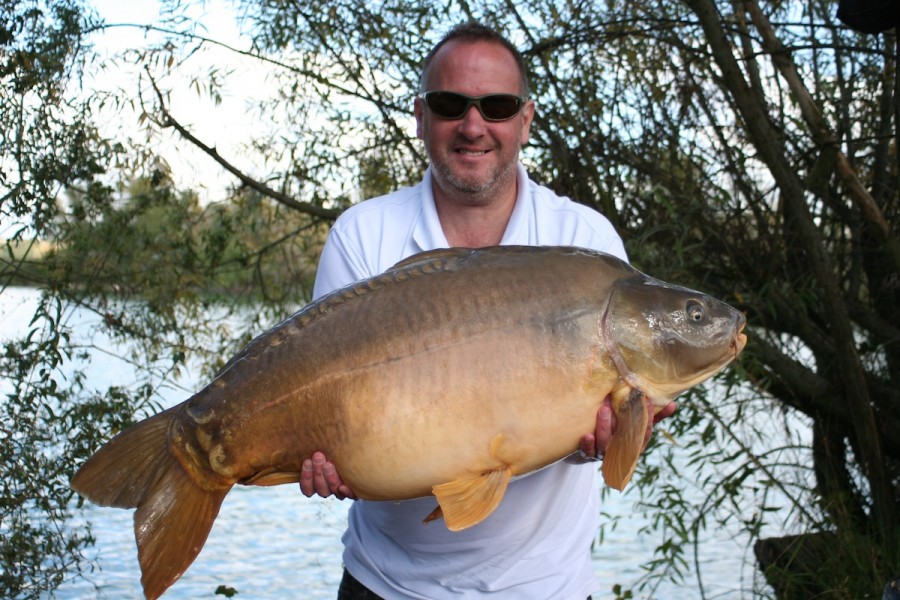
[0,287,773,599]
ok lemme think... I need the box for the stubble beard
[432,153,519,205]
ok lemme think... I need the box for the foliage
[1,2,323,596]
[1,2,119,597]
[1,0,897,598]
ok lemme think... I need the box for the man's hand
[299,451,357,500]
[577,396,677,460]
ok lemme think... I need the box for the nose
[457,104,488,138]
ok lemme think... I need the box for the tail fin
[72,407,230,600]
[602,388,649,491]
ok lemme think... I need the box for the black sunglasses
[420,91,525,122]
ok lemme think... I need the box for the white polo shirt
[313,163,627,600]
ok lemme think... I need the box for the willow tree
[2,0,897,597]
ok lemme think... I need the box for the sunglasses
[420,91,525,122]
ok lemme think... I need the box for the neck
[433,183,517,247]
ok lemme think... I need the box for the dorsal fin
[388,247,477,271]
[299,248,476,325]
[215,249,479,377]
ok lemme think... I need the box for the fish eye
[686,299,705,323]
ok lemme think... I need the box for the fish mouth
[732,322,748,359]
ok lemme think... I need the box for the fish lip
[732,321,748,358]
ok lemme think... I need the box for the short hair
[418,22,530,98]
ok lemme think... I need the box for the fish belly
[326,329,610,500]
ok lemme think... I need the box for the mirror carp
[72,245,747,599]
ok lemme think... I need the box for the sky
[85,0,270,201]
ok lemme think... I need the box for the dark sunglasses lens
[427,92,468,118]
[426,92,522,120]
[480,95,521,120]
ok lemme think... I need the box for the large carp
[72,245,746,599]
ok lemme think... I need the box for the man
[301,22,675,599]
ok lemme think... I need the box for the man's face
[415,40,534,205]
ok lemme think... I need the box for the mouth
[455,147,491,157]
[732,323,748,358]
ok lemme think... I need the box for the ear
[414,96,425,140]
[519,99,535,145]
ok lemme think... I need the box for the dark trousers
[337,568,593,599]
[338,569,385,600]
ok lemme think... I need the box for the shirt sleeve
[312,227,372,300]
[599,233,627,263]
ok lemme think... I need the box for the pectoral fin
[430,467,512,531]
[602,387,649,491]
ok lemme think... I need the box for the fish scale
[71,245,746,600]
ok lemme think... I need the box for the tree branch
[744,0,900,272]
[684,0,894,539]
[145,70,340,220]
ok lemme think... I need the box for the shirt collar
[412,163,528,252]
[499,162,529,245]
[412,167,449,253]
